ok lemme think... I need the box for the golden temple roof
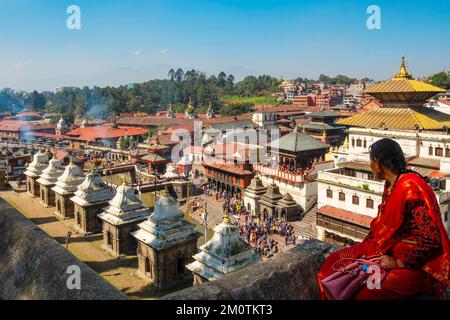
[364,56,445,102]
[337,106,450,130]
[337,57,448,131]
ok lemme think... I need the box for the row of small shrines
[23,150,261,290]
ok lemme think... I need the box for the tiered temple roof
[270,126,329,153]
[98,183,150,226]
[338,57,448,130]
[132,192,200,250]
[186,213,260,281]
[52,161,85,196]
[245,176,267,195]
[70,172,115,207]
[259,183,283,207]
[24,150,49,178]
[37,158,64,186]
[277,193,299,210]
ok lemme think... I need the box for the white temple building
[186,213,261,285]
[318,58,450,245]
[37,158,64,207]
[71,171,115,236]
[51,160,85,219]
[98,182,150,257]
[56,116,68,135]
[131,191,200,289]
[24,150,49,198]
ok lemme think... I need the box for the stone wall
[163,240,450,300]
[0,198,126,300]
[162,240,339,300]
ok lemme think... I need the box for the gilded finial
[343,136,349,149]
[394,55,412,79]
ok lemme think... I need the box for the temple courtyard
[185,192,297,255]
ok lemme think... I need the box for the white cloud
[154,49,168,56]
[131,50,142,56]
[13,61,30,69]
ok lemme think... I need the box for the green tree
[430,72,450,90]
[28,90,47,111]
[220,103,253,116]
[175,68,184,82]
[168,69,175,81]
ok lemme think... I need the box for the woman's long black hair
[369,138,429,182]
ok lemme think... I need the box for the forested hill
[3,69,443,122]
[0,70,281,120]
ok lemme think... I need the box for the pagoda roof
[142,153,169,163]
[186,216,260,281]
[365,78,444,95]
[245,176,267,194]
[260,183,283,204]
[300,122,345,131]
[70,172,115,207]
[270,128,329,153]
[363,57,445,103]
[307,109,341,118]
[98,184,150,226]
[337,106,450,130]
[209,119,256,131]
[277,193,300,209]
[37,159,64,186]
[131,193,200,250]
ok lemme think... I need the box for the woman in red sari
[317,138,450,300]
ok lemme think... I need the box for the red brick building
[203,143,255,197]
[0,120,55,141]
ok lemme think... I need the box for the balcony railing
[318,170,385,194]
[253,164,305,184]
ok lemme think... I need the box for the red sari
[317,172,450,300]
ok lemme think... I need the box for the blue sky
[0,0,449,91]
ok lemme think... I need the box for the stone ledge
[0,198,127,300]
[162,240,338,300]
[163,240,450,300]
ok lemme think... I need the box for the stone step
[300,205,317,224]
[291,203,318,239]
[292,222,317,239]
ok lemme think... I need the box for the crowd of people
[211,187,299,258]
